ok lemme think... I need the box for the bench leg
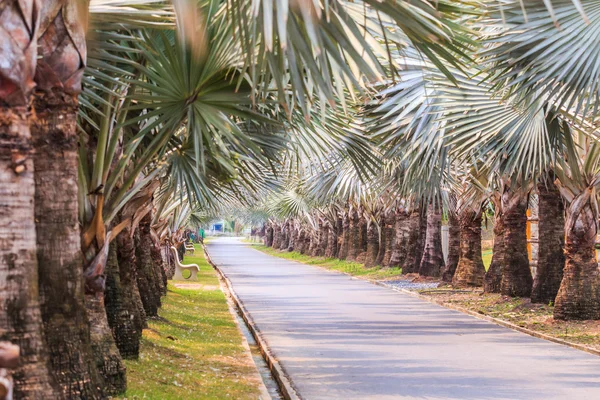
[189,269,198,281]
[173,267,185,281]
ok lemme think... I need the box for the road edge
[202,244,302,400]
[249,244,600,359]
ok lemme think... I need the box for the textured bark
[553,194,600,320]
[106,230,146,359]
[316,222,328,257]
[442,213,460,282]
[338,210,350,260]
[0,105,59,398]
[484,200,504,293]
[296,229,307,254]
[85,292,126,396]
[280,220,290,251]
[272,223,282,250]
[135,214,161,317]
[389,208,408,267]
[335,213,343,258]
[324,221,338,258]
[532,179,565,304]
[264,224,273,247]
[32,93,103,398]
[401,208,423,274]
[149,233,167,296]
[381,210,395,266]
[287,221,295,252]
[453,208,485,287]
[346,209,361,261]
[500,190,532,297]
[359,211,368,253]
[364,221,379,267]
[419,203,445,277]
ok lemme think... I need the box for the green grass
[250,244,404,280]
[482,250,492,270]
[121,245,261,399]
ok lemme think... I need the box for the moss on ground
[250,244,404,280]
[121,245,261,399]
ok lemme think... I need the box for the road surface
[206,237,600,400]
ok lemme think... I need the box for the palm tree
[0,2,60,398]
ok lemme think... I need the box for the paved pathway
[207,238,600,399]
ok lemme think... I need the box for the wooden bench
[170,246,200,281]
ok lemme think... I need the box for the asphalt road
[206,237,600,400]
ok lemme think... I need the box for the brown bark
[401,208,423,274]
[335,212,343,258]
[346,208,361,261]
[364,221,379,267]
[484,199,504,293]
[442,212,460,282]
[149,232,167,296]
[135,214,162,317]
[106,230,146,359]
[553,192,600,320]
[287,220,295,252]
[389,208,408,267]
[264,223,273,247]
[419,203,445,277]
[316,221,328,257]
[531,178,565,304]
[338,210,350,260]
[280,220,290,250]
[359,211,368,253]
[325,221,338,258]
[380,210,395,266]
[32,92,104,398]
[85,291,127,396]
[0,105,59,398]
[453,207,486,287]
[500,190,532,297]
[272,223,282,250]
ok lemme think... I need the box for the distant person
[199,228,205,244]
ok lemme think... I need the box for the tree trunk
[500,190,532,297]
[401,208,422,274]
[532,178,565,304]
[106,230,146,359]
[287,220,295,252]
[453,207,486,287]
[553,193,600,320]
[442,212,460,282]
[419,203,445,277]
[85,290,127,396]
[297,229,306,254]
[280,221,290,250]
[484,200,504,293]
[265,224,273,247]
[338,210,350,260]
[150,232,168,296]
[335,213,343,258]
[32,92,104,398]
[0,3,59,395]
[381,210,395,266]
[0,105,59,397]
[272,223,282,250]
[364,221,379,267]
[135,214,161,317]
[389,208,408,267]
[359,212,368,253]
[316,222,328,257]
[346,209,361,261]
[325,222,338,258]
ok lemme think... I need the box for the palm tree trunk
[265,223,274,247]
[316,221,328,257]
[484,200,504,293]
[325,222,338,258]
[389,208,408,267]
[338,210,350,259]
[453,207,486,287]
[32,3,109,396]
[347,209,361,261]
[272,223,282,249]
[419,203,445,277]
[364,221,379,267]
[280,221,290,250]
[106,229,146,359]
[553,193,600,320]
[401,208,422,274]
[500,191,532,297]
[135,214,161,317]
[287,220,295,251]
[0,104,59,397]
[442,212,460,282]
[360,212,368,253]
[531,178,565,304]
[335,213,344,258]
[381,210,395,266]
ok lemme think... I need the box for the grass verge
[416,288,600,352]
[249,243,404,280]
[121,245,262,399]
